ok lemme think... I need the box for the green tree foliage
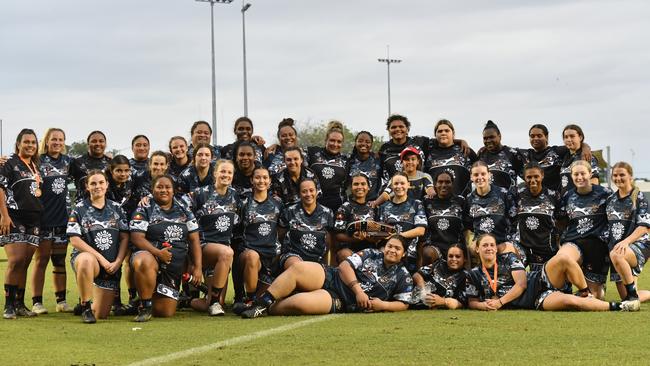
[66,140,87,158]
[295,121,384,154]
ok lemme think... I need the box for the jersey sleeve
[636,191,650,228]
[117,205,130,232]
[414,200,428,228]
[590,156,601,180]
[464,270,482,300]
[392,267,414,303]
[345,248,373,269]
[0,160,11,191]
[183,205,199,233]
[130,206,150,233]
[505,252,525,272]
[334,204,349,232]
[66,206,83,237]
[423,172,434,190]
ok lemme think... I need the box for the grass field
[1,250,649,366]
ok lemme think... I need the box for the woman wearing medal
[1,129,44,319]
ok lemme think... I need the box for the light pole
[241,2,251,117]
[196,0,234,145]
[377,45,402,117]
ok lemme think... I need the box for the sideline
[125,314,342,366]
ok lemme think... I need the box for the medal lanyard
[19,156,41,185]
[482,262,498,296]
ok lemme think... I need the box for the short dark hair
[529,124,549,137]
[386,114,410,130]
[131,134,150,147]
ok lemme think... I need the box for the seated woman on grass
[411,243,468,310]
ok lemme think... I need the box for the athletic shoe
[81,307,96,324]
[232,301,253,316]
[3,305,17,320]
[112,303,138,316]
[134,307,152,322]
[15,303,37,317]
[208,302,225,316]
[620,299,641,312]
[32,302,48,315]
[73,303,83,316]
[241,305,268,319]
[56,301,74,313]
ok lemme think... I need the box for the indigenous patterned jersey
[191,186,242,245]
[347,154,382,201]
[0,154,43,211]
[187,143,221,162]
[271,167,320,207]
[221,142,265,165]
[232,169,255,199]
[129,158,148,176]
[306,146,349,210]
[425,144,477,196]
[70,154,111,202]
[346,249,413,303]
[39,153,72,227]
[178,165,215,194]
[130,198,199,251]
[466,184,517,243]
[241,193,285,256]
[559,185,611,243]
[515,187,559,253]
[106,175,136,216]
[559,148,600,195]
[169,159,191,180]
[263,148,308,176]
[67,198,129,262]
[478,146,524,191]
[466,253,525,300]
[378,136,430,188]
[377,198,427,258]
[520,146,568,191]
[334,200,376,232]
[383,171,434,201]
[606,190,650,249]
[416,260,468,304]
[282,203,333,263]
[424,195,467,250]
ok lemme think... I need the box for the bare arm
[0,189,13,235]
[338,260,371,310]
[130,232,171,263]
[187,231,203,285]
[398,226,425,240]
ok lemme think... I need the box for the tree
[295,120,384,154]
[67,140,87,158]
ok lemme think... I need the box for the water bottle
[159,242,172,271]
[182,273,208,294]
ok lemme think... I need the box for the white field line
[125,314,342,366]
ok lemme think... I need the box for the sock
[128,288,138,301]
[246,291,256,302]
[55,290,66,303]
[210,287,223,305]
[32,296,43,305]
[4,284,17,308]
[140,299,153,309]
[113,294,123,306]
[624,282,639,299]
[256,291,276,307]
[16,288,25,305]
[80,300,92,310]
[609,302,622,311]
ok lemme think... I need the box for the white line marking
[125,314,342,366]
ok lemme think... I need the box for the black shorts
[70,252,121,291]
[40,226,68,246]
[157,246,188,301]
[338,240,376,253]
[509,271,549,310]
[0,210,41,247]
[279,252,323,268]
[238,248,280,285]
[563,238,609,284]
[322,266,361,313]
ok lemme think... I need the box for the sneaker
[241,305,268,319]
[3,305,17,320]
[81,307,96,324]
[620,299,641,312]
[112,303,138,316]
[134,306,152,322]
[208,302,225,316]
[32,302,48,315]
[56,300,74,313]
[232,301,253,316]
[73,303,83,316]
[15,303,37,317]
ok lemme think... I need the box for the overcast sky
[2,0,649,174]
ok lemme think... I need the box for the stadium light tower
[196,0,234,145]
[241,2,252,117]
[377,45,402,117]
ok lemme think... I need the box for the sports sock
[16,288,26,305]
[140,299,153,309]
[128,288,138,302]
[32,296,43,305]
[4,284,17,308]
[210,287,223,305]
[624,282,639,299]
[609,302,622,311]
[246,291,256,302]
[256,291,276,307]
[55,290,66,303]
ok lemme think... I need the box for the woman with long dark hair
[559,124,600,195]
[412,244,468,310]
[477,120,525,192]
[347,131,381,201]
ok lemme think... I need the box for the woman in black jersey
[559,124,600,195]
[70,130,112,203]
[132,151,171,206]
[271,146,320,207]
[347,131,381,201]
[129,135,150,176]
[607,162,650,302]
[412,244,467,309]
[556,160,611,299]
[168,136,191,179]
[379,115,430,186]
[264,118,301,175]
[1,129,42,319]
[67,170,129,323]
[477,120,525,191]
[241,235,412,318]
[30,128,74,314]
[187,120,221,161]
[221,117,266,164]
[130,175,203,321]
[178,143,215,194]
[306,121,350,212]
[425,119,477,196]
[467,234,639,312]
[231,141,258,198]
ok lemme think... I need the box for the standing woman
[559,124,600,195]
[264,118,301,176]
[478,120,525,192]
[30,128,74,314]
[376,172,427,273]
[1,129,42,319]
[378,114,431,187]
[130,175,203,321]
[221,117,266,164]
[187,120,221,161]
[130,135,150,176]
[231,141,258,198]
[271,147,320,207]
[607,162,650,302]
[347,131,381,201]
[67,170,129,323]
[178,143,215,195]
[168,136,191,180]
[132,151,170,204]
[306,121,350,212]
[191,160,242,316]
[70,130,112,203]
[412,244,468,310]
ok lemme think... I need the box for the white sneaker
[32,302,48,315]
[56,301,73,313]
[620,299,641,312]
[208,302,225,316]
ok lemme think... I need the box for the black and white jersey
[478,146,524,191]
[416,260,468,304]
[130,198,199,251]
[346,249,413,303]
[606,190,650,249]
[424,195,467,251]
[271,167,321,207]
[187,143,221,162]
[466,184,517,243]
[515,187,559,254]
[69,154,111,202]
[347,154,382,201]
[0,154,43,212]
[67,198,129,262]
[383,171,433,202]
[169,159,191,180]
[191,186,242,246]
[106,175,136,216]
[241,193,285,256]
[334,200,376,233]
[39,153,72,227]
[378,136,430,188]
[232,168,255,199]
[377,198,427,259]
[465,253,525,300]
[559,149,600,195]
[425,143,477,196]
[282,203,333,263]
[178,165,215,194]
[306,146,349,211]
[129,158,148,177]
[263,148,308,176]
[558,185,611,243]
[519,146,568,191]
[221,142,265,165]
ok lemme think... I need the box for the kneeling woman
[412,244,468,310]
[241,235,413,318]
[130,175,203,322]
[466,234,639,312]
[67,170,129,323]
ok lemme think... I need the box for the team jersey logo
[525,216,539,230]
[164,225,184,242]
[611,222,625,241]
[479,217,495,233]
[94,230,113,251]
[29,181,39,196]
[576,218,593,235]
[561,175,569,188]
[215,216,231,232]
[301,233,317,249]
[51,177,67,194]
[437,218,450,231]
[321,166,335,180]
[258,222,272,236]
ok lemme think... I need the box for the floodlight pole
[377,45,402,117]
[241,2,251,117]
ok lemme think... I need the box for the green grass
[1,252,650,366]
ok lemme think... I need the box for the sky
[1,0,649,174]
